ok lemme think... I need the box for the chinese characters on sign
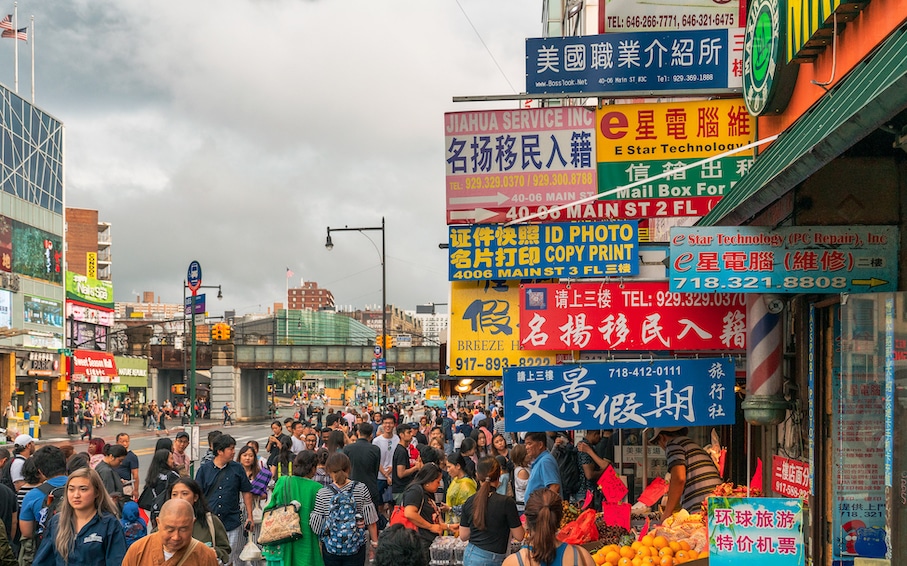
[709,498,804,566]
[502,358,734,432]
[449,281,566,378]
[445,108,598,225]
[526,29,743,96]
[519,282,746,351]
[670,226,899,293]
[448,221,639,281]
[771,455,810,500]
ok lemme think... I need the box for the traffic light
[375,335,384,348]
[211,322,232,342]
[171,384,187,395]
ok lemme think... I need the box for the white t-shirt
[372,434,399,480]
[10,455,25,482]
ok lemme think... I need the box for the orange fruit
[640,557,657,566]
[631,541,643,551]
[618,558,633,566]
[658,547,674,558]
[652,536,669,549]
[674,550,688,563]
[659,557,674,566]
[640,535,655,547]
[668,541,681,553]
[620,546,636,559]
[685,549,698,560]
[678,541,691,552]
[631,558,642,566]
[605,551,621,565]
[595,552,608,565]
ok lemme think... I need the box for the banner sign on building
[86,252,97,279]
[669,226,899,293]
[526,29,743,96]
[602,0,744,32]
[65,272,114,309]
[519,281,746,351]
[3,216,62,283]
[449,281,566,377]
[0,289,10,328]
[503,358,735,432]
[449,221,639,281]
[595,99,755,219]
[709,497,804,566]
[772,455,810,500]
[445,108,597,224]
[23,295,63,328]
[71,350,118,383]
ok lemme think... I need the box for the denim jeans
[323,544,366,566]
[463,543,508,566]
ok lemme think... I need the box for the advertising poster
[527,29,743,95]
[0,289,10,327]
[65,272,114,309]
[502,358,735,432]
[70,350,118,383]
[595,99,755,219]
[448,280,566,377]
[0,215,10,272]
[23,295,63,328]
[449,221,639,281]
[10,219,62,284]
[519,281,746,351]
[445,108,597,224]
[602,0,745,32]
[771,455,810,500]
[709,497,804,565]
[669,225,899,293]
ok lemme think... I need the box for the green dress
[262,475,324,566]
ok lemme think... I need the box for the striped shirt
[664,435,723,512]
[309,480,379,536]
[249,468,272,497]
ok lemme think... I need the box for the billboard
[596,99,755,219]
[603,0,745,32]
[519,281,746,351]
[527,29,743,96]
[23,295,63,328]
[669,226,899,293]
[503,358,735,432]
[449,221,639,281]
[445,108,597,224]
[65,272,114,309]
[5,217,62,284]
[449,280,566,377]
[71,350,118,383]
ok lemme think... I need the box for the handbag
[389,505,416,530]
[259,479,303,546]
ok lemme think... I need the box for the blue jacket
[33,511,126,566]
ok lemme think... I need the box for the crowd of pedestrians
[0,398,645,566]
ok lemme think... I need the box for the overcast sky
[10,1,540,316]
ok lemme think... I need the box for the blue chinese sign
[709,497,804,566]
[449,221,639,281]
[502,358,734,432]
[669,225,899,294]
[526,29,741,95]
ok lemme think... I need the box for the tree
[273,369,303,386]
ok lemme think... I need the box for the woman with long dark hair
[402,463,456,553]
[445,452,476,524]
[95,444,128,501]
[140,448,180,526]
[167,477,231,563]
[501,489,594,566]
[271,436,294,478]
[32,467,126,566]
[459,456,524,566]
[261,450,324,566]
[237,445,272,498]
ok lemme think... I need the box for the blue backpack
[323,481,366,555]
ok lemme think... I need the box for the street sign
[194,314,206,325]
[386,366,395,374]
[377,358,387,370]
[187,261,202,294]
[373,345,383,358]
[184,294,206,316]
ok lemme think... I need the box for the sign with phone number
[669,226,899,293]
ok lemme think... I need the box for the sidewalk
[33,415,261,443]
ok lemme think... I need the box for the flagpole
[29,15,33,102]
[13,2,17,93]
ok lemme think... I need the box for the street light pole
[326,217,386,409]
[182,282,222,426]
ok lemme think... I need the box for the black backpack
[35,481,65,543]
[552,442,581,500]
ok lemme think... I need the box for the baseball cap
[14,434,34,447]
[649,427,684,442]
[175,431,190,440]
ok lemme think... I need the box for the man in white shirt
[10,434,35,490]
[290,421,305,454]
[372,414,399,516]
[402,408,417,424]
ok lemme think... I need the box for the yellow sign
[86,252,97,279]
[449,280,566,377]
[786,0,862,62]
[596,99,755,163]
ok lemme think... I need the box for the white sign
[0,290,10,328]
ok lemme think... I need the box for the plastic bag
[557,508,599,544]
[239,536,263,562]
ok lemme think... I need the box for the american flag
[1,27,26,41]
[286,267,294,278]
[0,15,12,31]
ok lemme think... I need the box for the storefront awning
[700,26,907,227]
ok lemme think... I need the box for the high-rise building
[411,304,448,345]
[65,208,112,281]
[288,280,335,311]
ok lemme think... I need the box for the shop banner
[65,272,114,309]
[771,455,810,499]
[449,281,566,377]
[502,358,735,431]
[603,0,744,32]
[23,295,63,328]
[0,289,10,328]
[709,497,804,565]
[527,29,742,95]
[445,108,597,222]
[519,281,746,351]
[66,300,115,327]
[71,350,118,383]
[669,225,899,293]
[449,221,639,281]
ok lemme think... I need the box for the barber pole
[742,294,789,425]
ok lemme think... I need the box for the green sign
[65,271,114,309]
[743,0,798,116]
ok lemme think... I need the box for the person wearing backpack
[309,452,378,566]
[550,433,582,503]
[17,446,67,566]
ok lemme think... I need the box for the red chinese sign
[519,281,746,351]
[771,455,810,499]
[71,350,118,383]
